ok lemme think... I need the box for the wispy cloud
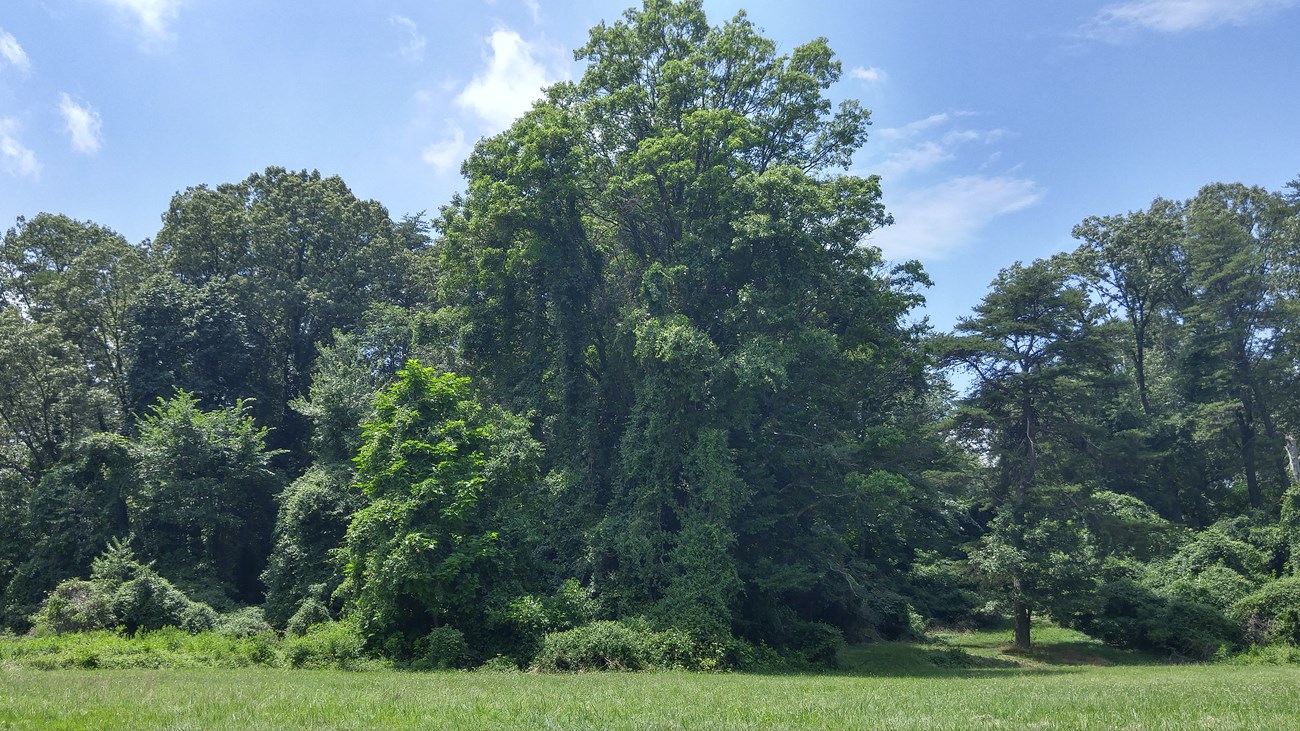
[849,66,886,84]
[873,112,1004,181]
[869,175,1042,261]
[96,0,183,44]
[422,124,472,174]
[1079,0,1297,41]
[0,28,31,72]
[59,94,104,154]
[0,119,41,178]
[456,29,562,131]
[390,15,426,63]
[524,0,542,24]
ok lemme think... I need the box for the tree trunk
[1134,320,1151,416]
[1013,599,1031,649]
[1285,435,1300,486]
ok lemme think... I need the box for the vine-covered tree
[337,361,540,658]
[435,0,938,646]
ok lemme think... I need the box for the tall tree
[1180,183,1290,510]
[1070,198,1183,416]
[151,167,427,461]
[937,259,1115,648]
[1,214,147,427]
[437,0,938,645]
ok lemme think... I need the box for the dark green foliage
[1071,576,1238,660]
[31,541,219,636]
[438,0,938,651]
[261,465,360,626]
[285,597,333,637]
[496,579,601,663]
[130,391,282,606]
[126,276,256,416]
[1,434,132,628]
[152,167,429,464]
[1233,577,1300,646]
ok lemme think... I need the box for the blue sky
[2,0,1298,328]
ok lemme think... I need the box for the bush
[1161,564,1256,612]
[216,607,273,637]
[789,621,845,666]
[28,580,116,635]
[284,620,368,670]
[410,626,469,670]
[1071,577,1237,659]
[1233,577,1300,647]
[906,556,982,628]
[532,619,718,672]
[285,597,333,636]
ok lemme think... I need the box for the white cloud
[849,66,886,84]
[0,28,31,72]
[59,94,104,154]
[524,0,541,24]
[872,112,1006,181]
[0,119,41,178]
[869,175,1042,261]
[877,142,953,180]
[390,15,426,63]
[97,0,182,43]
[1080,0,1296,40]
[456,29,560,131]
[422,125,472,174]
[876,112,964,142]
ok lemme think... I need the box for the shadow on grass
[816,623,1172,678]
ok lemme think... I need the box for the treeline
[2,0,1300,669]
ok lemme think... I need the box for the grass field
[3,628,1298,730]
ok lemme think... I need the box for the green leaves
[339,362,540,658]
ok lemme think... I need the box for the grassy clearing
[3,663,1299,730]
[3,626,1298,730]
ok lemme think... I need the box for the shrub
[216,607,273,637]
[28,580,116,635]
[285,597,332,636]
[284,620,367,670]
[411,626,469,670]
[1071,577,1237,659]
[1233,577,1300,647]
[789,621,845,666]
[532,619,714,672]
[1161,564,1256,612]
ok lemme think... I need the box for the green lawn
[3,661,1299,730]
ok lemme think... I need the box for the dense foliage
[2,0,1299,668]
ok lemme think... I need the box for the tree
[130,391,282,606]
[936,259,1116,648]
[1179,183,1291,510]
[151,167,428,462]
[1,214,148,425]
[262,333,387,626]
[436,0,937,648]
[337,362,541,658]
[1070,198,1183,416]
[1,433,133,628]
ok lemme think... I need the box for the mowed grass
[4,661,1299,730]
